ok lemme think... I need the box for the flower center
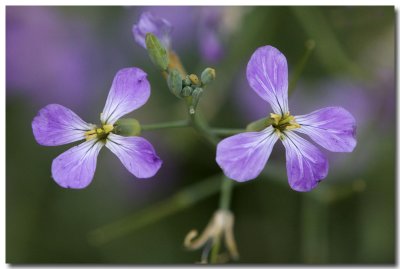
[270,112,300,138]
[85,124,114,141]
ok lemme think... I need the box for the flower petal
[32,104,93,146]
[246,45,289,114]
[51,139,104,189]
[295,107,357,152]
[132,12,172,49]
[100,68,150,125]
[216,126,278,182]
[105,133,162,178]
[281,131,329,192]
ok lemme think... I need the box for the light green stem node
[145,33,169,70]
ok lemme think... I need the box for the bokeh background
[6,6,395,264]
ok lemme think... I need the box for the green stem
[210,128,246,136]
[301,194,329,263]
[141,119,189,131]
[189,113,219,146]
[88,173,223,246]
[219,176,234,210]
[288,39,316,95]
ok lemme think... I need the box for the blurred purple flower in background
[132,12,172,49]
[198,7,225,63]
[6,6,98,108]
[217,46,356,192]
[32,68,162,189]
[132,7,246,63]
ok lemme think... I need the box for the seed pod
[145,33,169,70]
[167,69,183,98]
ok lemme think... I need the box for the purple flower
[32,68,162,189]
[132,12,172,49]
[216,46,357,192]
[198,7,225,63]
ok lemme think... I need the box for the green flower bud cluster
[167,68,215,114]
[143,33,216,115]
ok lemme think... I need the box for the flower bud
[114,118,141,136]
[167,69,183,98]
[145,33,169,70]
[183,75,192,86]
[189,74,200,85]
[181,86,193,97]
[200,67,216,85]
[189,87,203,114]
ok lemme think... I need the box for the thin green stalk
[288,39,316,95]
[141,119,189,131]
[301,194,329,263]
[88,173,223,246]
[210,128,246,136]
[189,113,219,146]
[219,176,234,210]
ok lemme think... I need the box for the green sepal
[145,33,169,70]
[114,118,141,136]
[167,69,183,98]
[246,117,274,132]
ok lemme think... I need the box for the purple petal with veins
[101,67,150,125]
[216,126,278,182]
[295,107,357,152]
[51,139,104,189]
[32,104,93,146]
[106,133,162,178]
[246,45,289,115]
[282,131,329,192]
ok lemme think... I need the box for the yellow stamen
[84,124,114,141]
[103,124,114,133]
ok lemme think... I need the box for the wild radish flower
[216,46,357,192]
[32,68,162,189]
[132,12,172,50]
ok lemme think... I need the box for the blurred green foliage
[6,6,395,263]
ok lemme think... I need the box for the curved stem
[88,173,223,246]
[189,113,219,146]
[210,128,246,136]
[141,119,189,131]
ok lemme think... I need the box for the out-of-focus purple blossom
[132,12,172,49]
[134,6,194,50]
[132,7,247,63]
[198,7,225,63]
[216,45,357,192]
[32,68,162,189]
[6,6,97,108]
